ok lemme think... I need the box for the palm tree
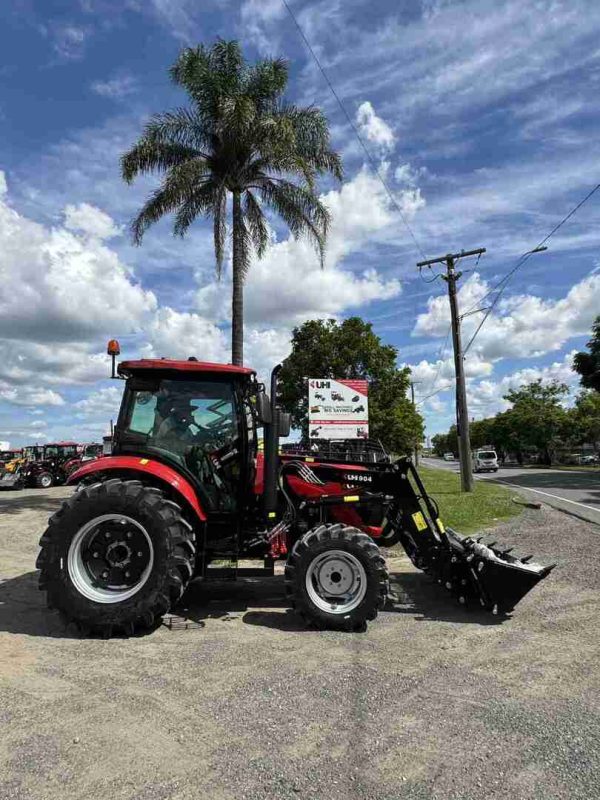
[121,40,342,365]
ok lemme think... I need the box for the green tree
[573,316,600,392]
[570,390,600,452]
[470,418,495,450]
[502,380,572,465]
[431,427,457,457]
[121,40,342,365]
[279,317,424,454]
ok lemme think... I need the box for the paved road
[421,457,600,526]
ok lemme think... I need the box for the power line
[416,377,456,406]
[280,0,428,261]
[463,182,600,352]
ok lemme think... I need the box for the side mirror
[277,410,291,438]
[255,391,272,425]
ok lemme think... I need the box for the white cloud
[91,74,138,100]
[240,0,286,53]
[75,385,122,417]
[63,202,121,240]
[414,271,600,363]
[0,173,156,344]
[395,163,429,187]
[468,352,580,416]
[28,420,47,429]
[197,168,402,327]
[356,101,396,153]
[245,328,292,383]
[42,23,89,61]
[141,307,229,363]
[0,383,65,407]
[144,0,197,41]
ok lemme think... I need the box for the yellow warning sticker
[305,457,315,462]
[412,511,428,531]
[139,458,149,465]
[344,495,360,503]
[436,518,446,533]
[268,512,277,519]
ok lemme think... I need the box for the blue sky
[1,0,599,447]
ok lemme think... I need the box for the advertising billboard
[308,378,369,440]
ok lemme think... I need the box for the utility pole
[410,380,421,466]
[416,248,486,492]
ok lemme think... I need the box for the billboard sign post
[308,379,369,440]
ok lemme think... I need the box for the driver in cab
[154,396,205,455]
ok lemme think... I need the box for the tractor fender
[67,456,207,523]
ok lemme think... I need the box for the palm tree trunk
[231,191,244,366]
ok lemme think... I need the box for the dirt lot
[1,487,599,800]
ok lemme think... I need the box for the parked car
[579,454,599,465]
[443,453,454,461]
[472,449,499,473]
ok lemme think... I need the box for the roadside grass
[418,465,522,534]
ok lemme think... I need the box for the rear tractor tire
[285,523,388,631]
[36,479,195,637]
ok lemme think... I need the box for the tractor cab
[113,359,268,516]
[23,445,44,462]
[43,442,79,463]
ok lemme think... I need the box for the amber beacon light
[107,339,121,378]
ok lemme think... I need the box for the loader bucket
[445,529,555,614]
[392,459,556,616]
[0,470,22,489]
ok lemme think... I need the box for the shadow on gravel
[387,572,505,626]
[0,569,502,639]
[0,493,64,516]
[0,571,79,639]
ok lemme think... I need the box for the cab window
[124,378,240,511]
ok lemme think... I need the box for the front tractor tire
[285,524,388,632]
[36,479,195,637]
[37,472,53,489]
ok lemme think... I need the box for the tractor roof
[118,359,255,378]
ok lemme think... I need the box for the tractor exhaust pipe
[263,364,282,519]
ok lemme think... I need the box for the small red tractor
[36,345,554,636]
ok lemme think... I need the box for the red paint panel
[119,359,254,376]
[254,452,265,494]
[67,456,207,522]
[284,475,381,534]
[280,455,369,471]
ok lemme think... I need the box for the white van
[472,449,499,473]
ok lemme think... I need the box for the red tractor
[36,348,554,637]
[63,442,104,478]
[22,442,79,488]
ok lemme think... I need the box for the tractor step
[202,558,275,581]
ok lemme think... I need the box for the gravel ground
[0,486,599,800]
